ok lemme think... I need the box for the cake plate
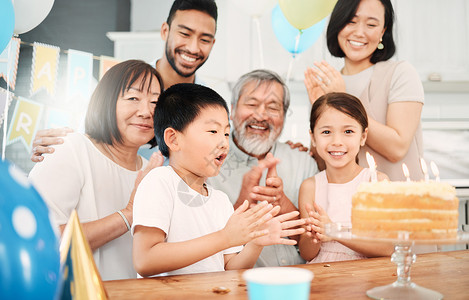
[325,223,469,300]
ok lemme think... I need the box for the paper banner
[46,107,72,129]
[99,56,120,80]
[66,49,93,101]
[30,42,60,97]
[0,37,21,90]
[0,88,13,126]
[6,97,44,151]
[60,210,108,300]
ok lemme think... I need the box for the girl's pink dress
[308,168,371,264]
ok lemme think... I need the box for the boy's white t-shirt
[132,166,243,276]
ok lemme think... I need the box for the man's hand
[234,153,280,209]
[285,140,309,152]
[261,157,297,215]
[31,127,74,162]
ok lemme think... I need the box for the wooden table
[104,250,469,299]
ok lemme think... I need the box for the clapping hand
[252,210,306,246]
[235,153,280,209]
[223,201,276,247]
[305,202,333,243]
[304,61,345,105]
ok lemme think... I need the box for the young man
[154,0,217,88]
[30,0,218,161]
[132,83,305,276]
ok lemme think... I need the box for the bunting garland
[0,87,13,126]
[66,49,93,102]
[0,40,122,153]
[30,42,60,97]
[46,107,72,129]
[99,55,120,80]
[0,37,21,90]
[6,97,44,150]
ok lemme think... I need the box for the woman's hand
[123,151,165,225]
[304,61,346,105]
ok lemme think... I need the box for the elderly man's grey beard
[233,119,282,156]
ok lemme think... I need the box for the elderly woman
[29,60,164,280]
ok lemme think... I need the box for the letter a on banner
[30,42,60,97]
[7,97,44,151]
[66,49,93,102]
[0,37,21,90]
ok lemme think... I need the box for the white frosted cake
[351,181,459,239]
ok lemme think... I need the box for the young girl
[298,92,392,263]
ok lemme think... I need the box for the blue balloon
[0,160,61,300]
[0,0,15,54]
[271,4,326,55]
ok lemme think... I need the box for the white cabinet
[394,0,469,81]
[106,31,164,63]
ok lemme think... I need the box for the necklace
[103,143,140,171]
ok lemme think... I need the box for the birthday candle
[402,163,410,182]
[419,158,429,182]
[430,161,440,182]
[366,152,377,182]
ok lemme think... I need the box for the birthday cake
[351,181,459,239]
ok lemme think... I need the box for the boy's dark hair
[310,92,368,133]
[85,60,163,146]
[166,0,218,28]
[326,0,395,63]
[154,83,229,157]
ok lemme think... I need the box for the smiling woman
[28,60,165,280]
[304,0,425,181]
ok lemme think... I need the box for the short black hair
[166,0,218,27]
[85,60,163,146]
[326,0,395,63]
[154,83,229,157]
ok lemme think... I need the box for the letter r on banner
[7,97,44,151]
[16,113,32,134]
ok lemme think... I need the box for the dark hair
[310,92,368,133]
[154,83,229,157]
[326,0,395,63]
[166,0,218,27]
[85,60,163,146]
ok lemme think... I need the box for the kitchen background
[2,0,468,181]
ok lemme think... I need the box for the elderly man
[209,69,318,267]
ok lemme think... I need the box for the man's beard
[233,119,282,156]
[166,43,206,78]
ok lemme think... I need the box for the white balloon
[230,0,277,18]
[13,0,55,35]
